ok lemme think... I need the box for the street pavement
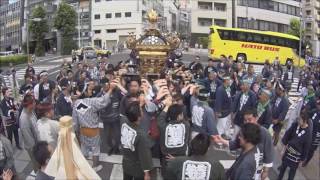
[1,51,318,180]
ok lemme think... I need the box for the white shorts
[216,114,232,136]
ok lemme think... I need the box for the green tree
[288,18,303,38]
[29,6,48,56]
[288,18,314,56]
[54,2,77,55]
[198,37,209,48]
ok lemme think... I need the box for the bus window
[278,38,285,46]
[224,31,231,40]
[253,34,263,43]
[247,33,253,42]
[237,32,247,41]
[262,35,270,44]
[285,40,291,48]
[218,30,223,39]
[293,40,299,49]
[270,36,277,46]
[209,28,215,34]
[218,30,231,40]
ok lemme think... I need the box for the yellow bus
[208,26,305,67]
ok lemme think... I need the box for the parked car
[76,46,97,59]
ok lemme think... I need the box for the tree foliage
[54,2,77,36]
[54,2,77,55]
[28,6,48,56]
[288,18,303,38]
[288,18,313,55]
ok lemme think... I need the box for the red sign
[241,43,280,52]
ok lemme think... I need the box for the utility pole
[80,7,84,47]
[232,0,236,28]
[174,0,180,34]
[26,0,30,62]
[298,1,303,67]
[77,2,81,48]
[246,0,249,29]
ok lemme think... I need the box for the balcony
[316,1,320,9]
[305,27,313,32]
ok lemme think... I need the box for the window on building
[278,24,289,33]
[272,1,279,11]
[237,17,248,29]
[279,3,287,14]
[94,14,100,19]
[106,13,112,18]
[94,30,101,34]
[214,3,226,11]
[261,0,272,10]
[288,6,296,15]
[107,29,116,33]
[318,11,320,15]
[269,22,278,32]
[249,19,259,30]
[95,0,101,2]
[198,1,212,10]
[259,21,269,31]
[238,0,247,6]
[125,12,131,17]
[115,13,121,18]
[198,18,212,26]
[214,19,226,27]
[306,22,312,28]
[248,0,258,8]
[306,10,311,16]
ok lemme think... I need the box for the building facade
[0,0,24,52]
[21,0,60,54]
[91,0,164,50]
[0,0,9,8]
[190,0,301,47]
[66,0,91,48]
[190,0,232,46]
[303,0,320,57]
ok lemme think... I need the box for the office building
[91,0,164,50]
[190,0,302,47]
[303,0,320,57]
[0,0,24,52]
[21,0,60,54]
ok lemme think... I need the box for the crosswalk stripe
[2,64,60,90]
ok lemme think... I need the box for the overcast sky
[9,0,18,4]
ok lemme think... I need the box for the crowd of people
[0,53,319,180]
